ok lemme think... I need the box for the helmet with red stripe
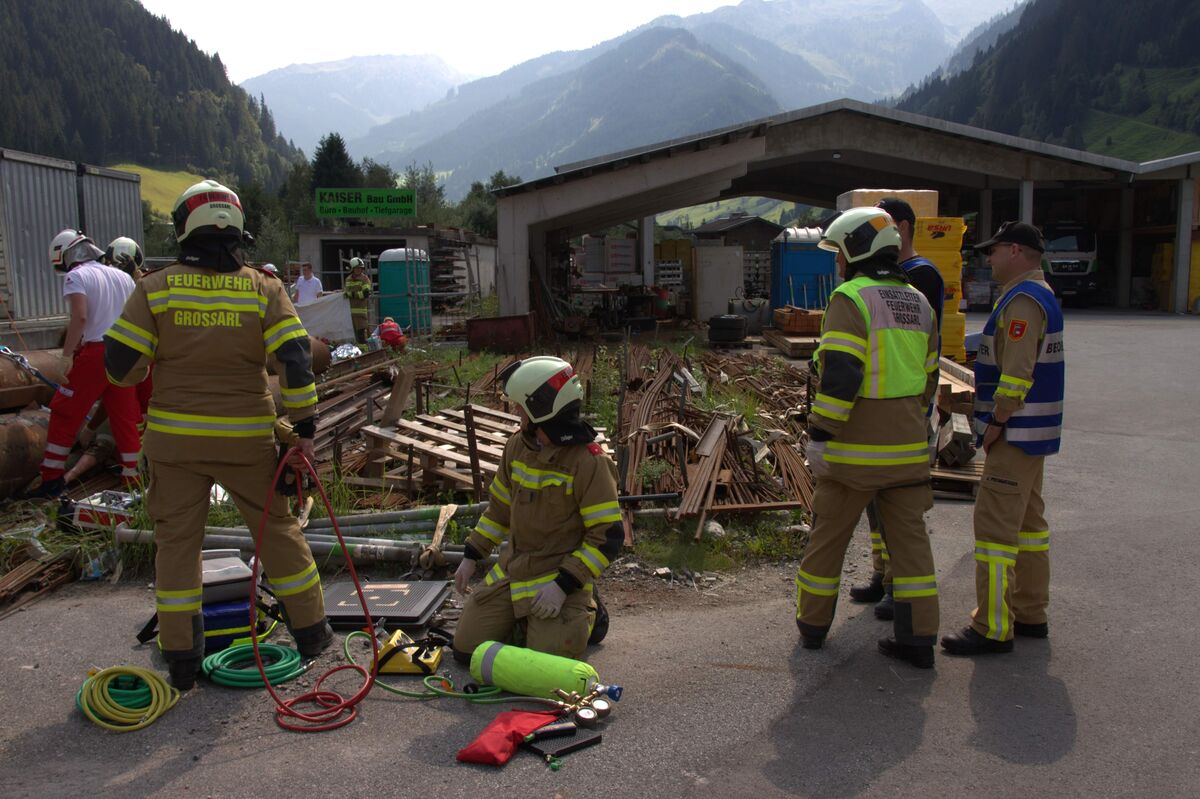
[498,356,584,423]
[171,179,245,244]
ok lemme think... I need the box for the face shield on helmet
[49,229,104,273]
[818,207,901,264]
[105,236,144,274]
[499,356,585,424]
[171,179,246,244]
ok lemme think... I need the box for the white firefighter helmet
[817,207,901,263]
[349,257,365,271]
[262,262,278,274]
[171,179,244,243]
[105,236,144,273]
[49,229,103,273]
[500,356,584,424]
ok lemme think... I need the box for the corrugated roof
[494,98,1197,198]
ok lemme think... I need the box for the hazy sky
[138,0,736,83]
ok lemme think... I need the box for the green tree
[361,158,399,189]
[310,133,361,193]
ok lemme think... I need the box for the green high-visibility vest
[815,276,934,400]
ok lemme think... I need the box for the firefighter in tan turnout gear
[794,207,942,668]
[104,179,333,690]
[452,357,622,663]
[343,257,372,344]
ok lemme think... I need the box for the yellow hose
[78,666,179,732]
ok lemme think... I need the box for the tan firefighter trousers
[796,480,938,646]
[147,451,325,656]
[970,439,1050,641]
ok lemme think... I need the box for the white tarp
[295,293,355,342]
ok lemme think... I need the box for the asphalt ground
[0,310,1197,798]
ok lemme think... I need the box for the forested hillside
[898,0,1200,158]
[0,0,301,188]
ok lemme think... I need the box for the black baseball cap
[875,197,916,229]
[975,221,1045,253]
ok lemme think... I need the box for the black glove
[275,443,313,497]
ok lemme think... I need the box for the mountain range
[245,0,1015,198]
[241,55,469,155]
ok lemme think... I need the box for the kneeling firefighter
[452,357,622,663]
[794,207,942,668]
[104,179,333,690]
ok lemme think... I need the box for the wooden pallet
[762,328,820,359]
[931,459,984,501]
[362,404,613,498]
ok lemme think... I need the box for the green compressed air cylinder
[470,640,598,699]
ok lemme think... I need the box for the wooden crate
[772,306,824,334]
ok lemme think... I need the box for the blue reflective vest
[974,280,1065,456]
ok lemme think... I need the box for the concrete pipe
[268,337,330,377]
[0,351,69,412]
[0,408,51,500]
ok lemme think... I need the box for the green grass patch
[1083,109,1200,161]
[111,163,206,218]
[630,510,808,572]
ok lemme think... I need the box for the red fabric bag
[456,710,559,766]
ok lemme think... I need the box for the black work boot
[166,656,202,691]
[874,589,895,621]
[795,618,825,650]
[587,590,610,646]
[849,572,885,603]
[940,626,1013,656]
[1014,621,1049,638]
[21,476,66,500]
[878,637,934,669]
[291,619,334,659]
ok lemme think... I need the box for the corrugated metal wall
[0,149,142,322]
[79,165,143,253]
[0,150,78,320]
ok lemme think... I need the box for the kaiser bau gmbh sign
[315,188,415,218]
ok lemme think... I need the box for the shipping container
[0,148,141,344]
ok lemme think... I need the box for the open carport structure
[495,99,1199,315]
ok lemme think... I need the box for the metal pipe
[301,518,479,537]
[619,493,681,504]
[115,526,495,566]
[304,503,488,528]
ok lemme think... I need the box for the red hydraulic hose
[248,447,378,732]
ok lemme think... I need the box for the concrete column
[978,188,993,241]
[496,199,529,315]
[1117,186,1134,308]
[1173,177,1195,313]
[1019,180,1034,224]
[640,215,655,286]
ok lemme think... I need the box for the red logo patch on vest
[1008,319,1028,340]
[587,443,602,456]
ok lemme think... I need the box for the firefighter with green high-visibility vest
[794,207,942,669]
[104,179,333,690]
[451,356,621,663]
[343,257,372,344]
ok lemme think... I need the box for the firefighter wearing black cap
[942,221,1064,655]
[105,179,333,690]
[795,207,942,668]
[451,357,621,663]
[849,197,946,620]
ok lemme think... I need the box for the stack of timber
[762,328,821,359]
[361,404,613,501]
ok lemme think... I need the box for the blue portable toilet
[770,227,836,309]
[378,248,431,332]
